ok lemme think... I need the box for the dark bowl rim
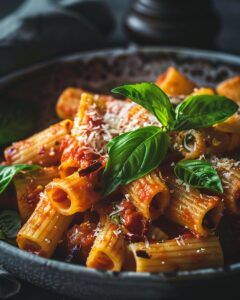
[0,45,240,85]
[1,46,240,283]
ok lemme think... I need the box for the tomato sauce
[66,222,97,263]
[119,199,149,242]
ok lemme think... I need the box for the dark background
[0,0,240,299]
[0,0,240,77]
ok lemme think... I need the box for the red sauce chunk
[66,222,97,263]
[61,135,100,167]
[119,199,148,242]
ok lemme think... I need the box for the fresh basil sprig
[102,126,169,196]
[112,83,238,131]
[0,210,21,240]
[0,164,40,194]
[174,159,223,194]
[112,83,175,128]
[173,95,238,131]
[105,82,237,196]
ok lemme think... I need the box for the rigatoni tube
[155,66,197,96]
[172,128,240,159]
[222,169,240,215]
[14,166,59,222]
[60,92,106,177]
[165,176,224,237]
[56,88,114,120]
[4,119,72,166]
[118,104,159,133]
[122,170,170,220]
[47,167,102,216]
[171,129,206,159]
[56,87,84,120]
[17,194,73,258]
[212,158,240,215]
[86,218,126,271]
[129,236,223,272]
[203,128,240,155]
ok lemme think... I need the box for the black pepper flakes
[136,250,151,259]
[55,141,60,146]
[78,162,102,177]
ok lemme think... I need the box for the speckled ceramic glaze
[0,47,240,300]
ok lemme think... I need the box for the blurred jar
[125,0,221,48]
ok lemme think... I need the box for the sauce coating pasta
[1,67,240,273]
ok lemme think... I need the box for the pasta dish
[0,67,240,272]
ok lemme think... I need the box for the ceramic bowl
[0,47,240,300]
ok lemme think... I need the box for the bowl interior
[0,47,240,299]
[0,47,240,132]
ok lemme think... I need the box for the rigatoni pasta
[165,175,224,237]
[211,157,240,215]
[46,164,103,215]
[203,128,240,155]
[60,92,107,178]
[56,87,116,120]
[129,236,223,272]
[14,166,59,222]
[216,76,240,105]
[171,129,206,159]
[213,113,240,134]
[4,120,72,166]
[17,193,73,258]
[56,87,84,120]
[172,128,240,159]
[156,66,197,96]
[86,218,126,271]
[122,170,169,220]
[1,66,240,274]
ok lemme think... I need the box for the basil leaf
[0,210,21,239]
[0,99,38,146]
[174,159,223,194]
[112,83,175,128]
[0,164,40,194]
[173,95,238,131]
[106,131,129,151]
[102,126,169,196]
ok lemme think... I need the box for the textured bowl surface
[0,47,240,300]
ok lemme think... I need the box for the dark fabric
[0,0,115,76]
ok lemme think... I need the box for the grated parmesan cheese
[175,235,185,246]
